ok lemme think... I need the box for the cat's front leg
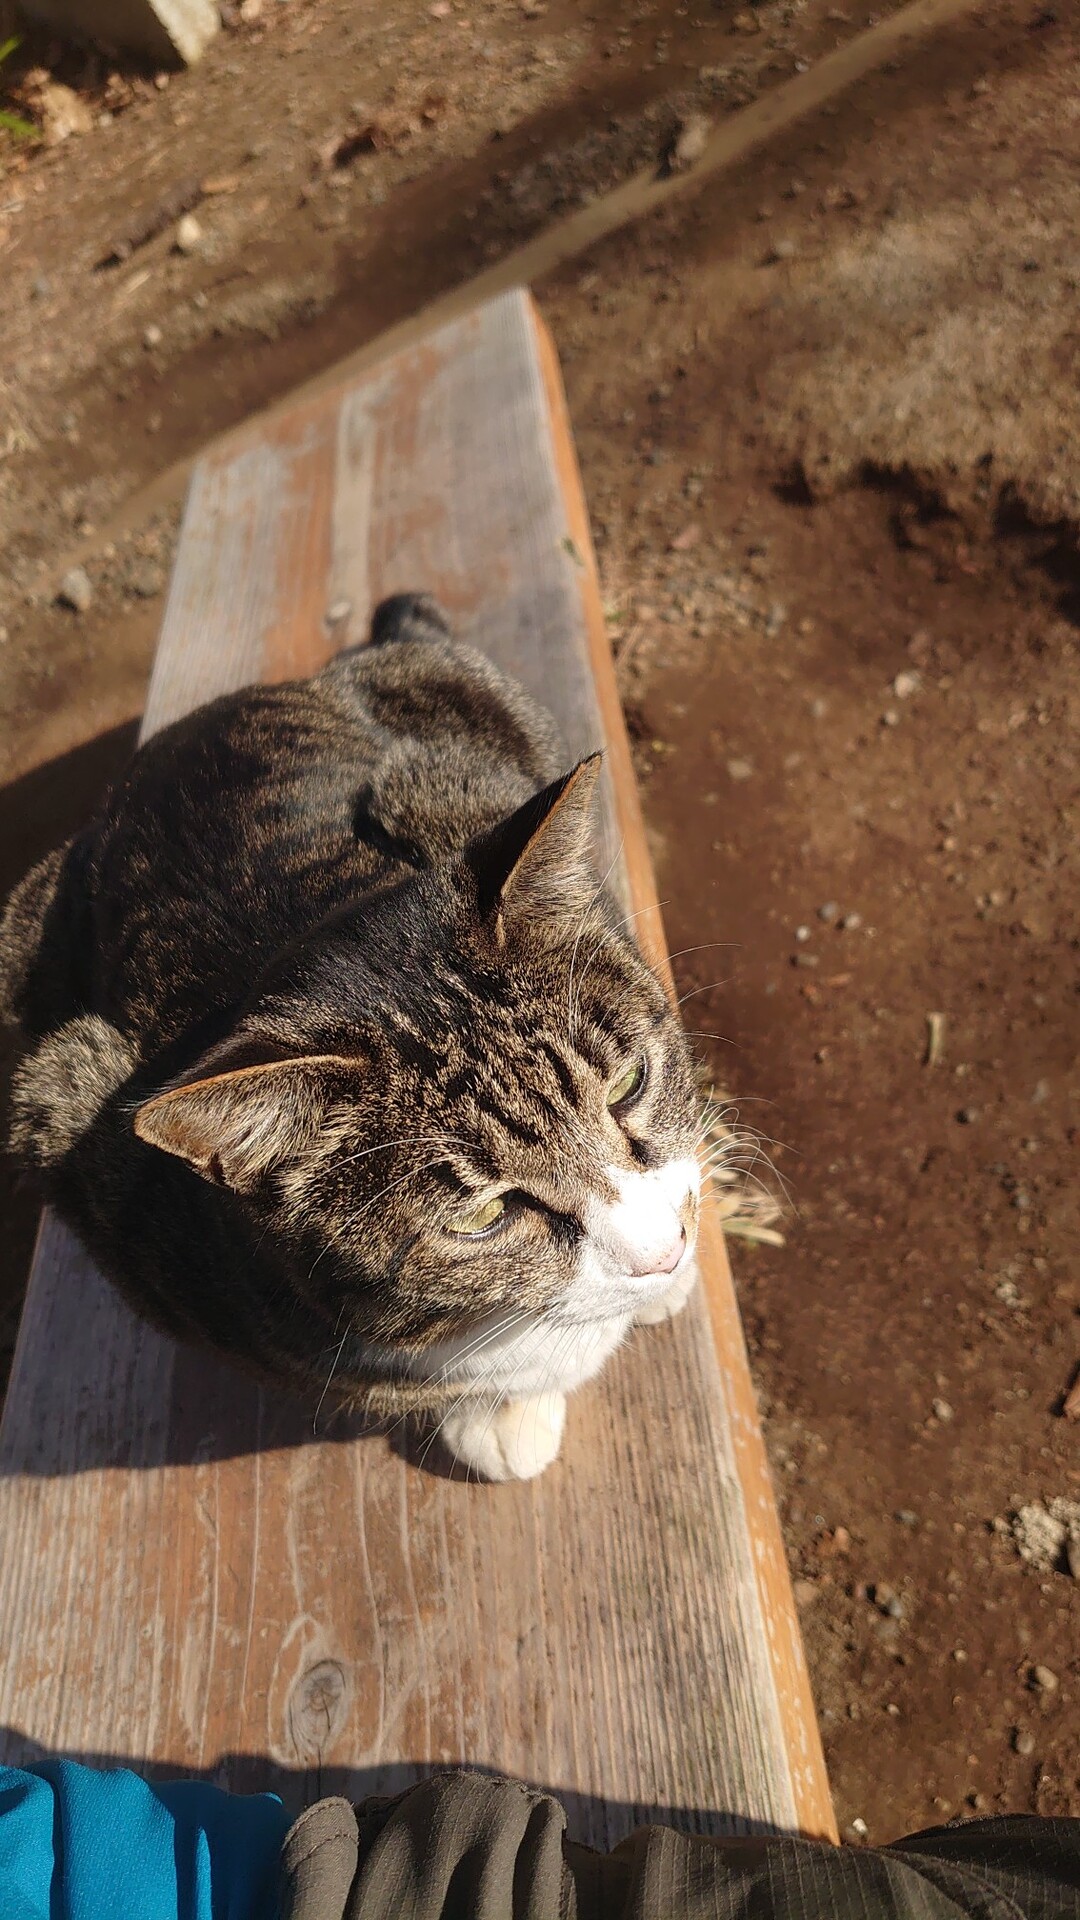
[634,1255,700,1326]
[440,1390,566,1482]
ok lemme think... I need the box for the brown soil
[1,0,1077,1847]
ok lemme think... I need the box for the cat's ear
[466,754,602,933]
[134,1055,346,1193]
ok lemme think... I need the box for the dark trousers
[280,1771,1080,1920]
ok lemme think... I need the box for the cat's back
[83,673,386,1052]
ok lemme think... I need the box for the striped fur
[3,596,699,1467]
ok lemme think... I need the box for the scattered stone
[794,925,812,944]
[932,1397,955,1422]
[1012,1499,1080,1573]
[726,757,754,782]
[793,1577,819,1608]
[174,213,204,255]
[31,276,51,301]
[892,669,920,699]
[732,7,761,29]
[1030,1664,1059,1694]
[129,560,165,600]
[794,952,820,970]
[952,1647,967,1662]
[873,1583,904,1619]
[1013,1728,1036,1756]
[34,79,95,148]
[669,522,701,552]
[817,902,839,924]
[325,599,352,628]
[896,1510,918,1528]
[143,324,163,349]
[956,1108,978,1126]
[764,238,797,264]
[100,181,205,269]
[57,567,93,614]
[881,708,900,728]
[840,912,862,932]
[664,112,711,174]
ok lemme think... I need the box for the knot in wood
[289,1657,350,1759]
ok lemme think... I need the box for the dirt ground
[1,0,1077,1847]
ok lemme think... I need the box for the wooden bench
[0,289,835,1848]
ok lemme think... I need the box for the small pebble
[726,757,754,781]
[896,1509,918,1528]
[31,275,51,301]
[666,111,711,173]
[932,1397,954,1422]
[1014,1728,1036,1756]
[143,323,163,349]
[793,1577,819,1608]
[873,1584,904,1620]
[794,925,812,943]
[325,599,352,627]
[174,213,204,255]
[817,901,839,923]
[57,566,93,614]
[1031,1664,1059,1693]
[892,669,920,699]
[840,912,862,932]
[809,696,828,719]
[129,560,165,599]
[881,708,900,728]
[956,1108,978,1126]
[764,238,797,264]
[794,952,819,970]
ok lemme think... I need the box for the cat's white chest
[414,1309,632,1398]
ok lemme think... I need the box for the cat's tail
[9,1014,137,1171]
[368,592,452,649]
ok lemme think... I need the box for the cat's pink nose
[650,1227,686,1276]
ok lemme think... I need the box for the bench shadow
[0,1724,793,1844]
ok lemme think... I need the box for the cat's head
[134,757,701,1385]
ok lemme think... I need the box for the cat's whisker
[307,1158,454,1281]
[420,1310,536,1473]
[675,977,733,1010]
[312,1323,352,1436]
[571,898,669,1010]
[332,1131,472,1174]
[566,842,624,1041]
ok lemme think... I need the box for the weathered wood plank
[0,289,834,1846]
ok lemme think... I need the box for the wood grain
[0,289,834,1846]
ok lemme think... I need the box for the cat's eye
[445,1194,507,1238]
[606,1054,647,1110]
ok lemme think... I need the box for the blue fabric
[0,1761,291,1920]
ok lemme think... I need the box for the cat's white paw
[634,1255,700,1326]
[440,1390,567,1482]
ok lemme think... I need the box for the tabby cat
[1,595,701,1479]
